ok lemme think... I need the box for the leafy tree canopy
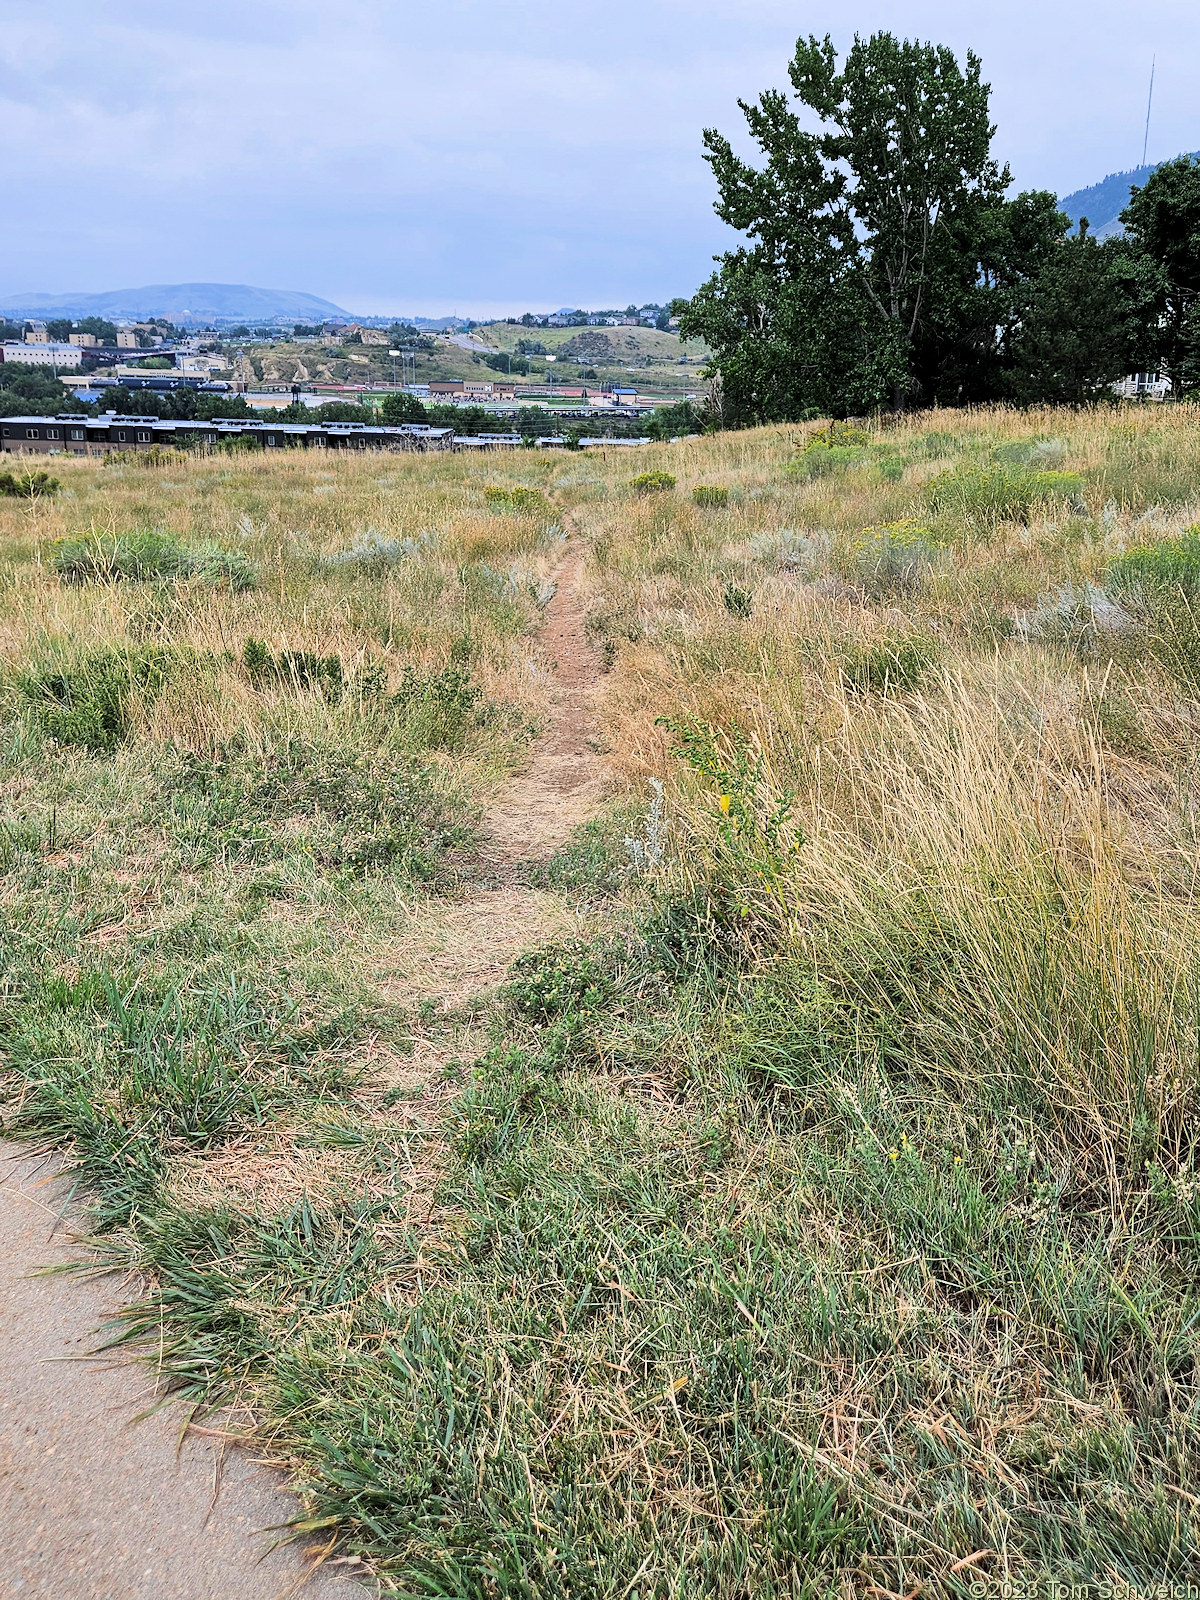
[378,391,428,425]
[677,30,1158,422]
[1121,155,1200,395]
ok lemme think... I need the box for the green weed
[692,485,729,507]
[16,645,180,752]
[840,633,939,693]
[926,464,1084,525]
[0,468,59,498]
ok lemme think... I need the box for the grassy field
[3,408,1200,1595]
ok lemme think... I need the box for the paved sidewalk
[0,1146,372,1600]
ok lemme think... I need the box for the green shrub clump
[390,661,484,751]
[483,485,553,519]
[849,520,944,596]
[18,645,178,752]
[630,471,676,494]
[926,464,1084,525]
[52,531,255,589]
[693,484,729,507]
[841,634,939,694]
[723,581,753,619]
[243,636,347,700]
[1106,526,1200,602]
[0,468,60,498]
[1105,527,1200,684]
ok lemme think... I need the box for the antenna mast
[1142,56,1155,167]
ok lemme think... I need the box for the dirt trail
[383,538,608,1015]
[485,541,608,864]
[0,1148,371,1600]
[0,541,607,1598]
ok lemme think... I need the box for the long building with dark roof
[0,414,456,456]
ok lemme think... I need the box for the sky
[1,0,1197,317]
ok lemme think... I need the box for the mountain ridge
[0,282,351,323]
[1058,152,1200,238]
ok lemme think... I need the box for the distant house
[1113,371,1171,401]
[116,330,141,349]
[24,323,48,343]
[69,333,99,347]
[428,380,465,398]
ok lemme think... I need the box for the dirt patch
[486,542,608,863]
[383,886,580,1006]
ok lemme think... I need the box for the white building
[1,342,84,368]
[1113,371,1172,401]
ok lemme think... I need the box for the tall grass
[3,412,1200,1593]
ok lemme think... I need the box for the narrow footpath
[0,538,607,1600]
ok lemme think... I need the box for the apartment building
[0,414,455,457]
[1,342,84,368]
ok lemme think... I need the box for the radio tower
[1142,56,1155,167]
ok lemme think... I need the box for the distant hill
[1059,153,1200,239]
[0,282,351,324]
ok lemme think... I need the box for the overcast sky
[1,0,1196,316]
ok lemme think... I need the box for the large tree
[678,32,1045,419]
[1121,154,1200,397]
[1004,224,1160,405]
[676,31,1167,421]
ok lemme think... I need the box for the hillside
[0,282,351,323]
[2,406,1199,1592]
[1059,150,1200,236]
[243,322,709,398]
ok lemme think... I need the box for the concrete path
[0,1146,373,1600]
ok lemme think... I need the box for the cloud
[1,0,1197,314]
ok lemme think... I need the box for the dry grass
[4,410,1200,1594]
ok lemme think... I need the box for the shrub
[391,662,484,751]
[1019,583,1135,657]
[52,531,255,589]
[242,637,346,701]
[848,520,944,596]
[841,634,939,694]
[787,444,866,480]
[1105,529,1200,683]
[316,528,430,573]
[1106,527,1200,603]
[0,468,59,498]
[994,437,1069,469]
[723,581,753,619]
[18,645,178,751]
[630,471,675,494]
[502,941,612,1026]
[926,464,1084,525]
[809,422,870,449]
[692,484,729,508]
[483,485,553,519]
